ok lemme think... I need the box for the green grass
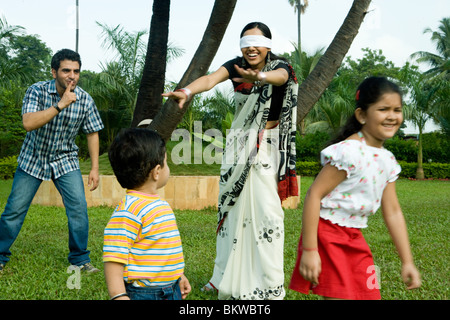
[0,177,448,300]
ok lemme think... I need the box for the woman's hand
[161,90,187,109]
[232,64,261,83]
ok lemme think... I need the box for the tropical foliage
[0,14,449,179]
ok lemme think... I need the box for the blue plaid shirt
[18,80,104,180]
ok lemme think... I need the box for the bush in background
[296,160,450,179]
[0,155,18,179]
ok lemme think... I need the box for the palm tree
[97,22,148,92]
[147,0,237,141]
[305,76,354,135]
[411,17,450,138]
[296,0,371,124]
[146,0,370,142]
[402,71,442,179]
[411,17,450,80]
[132,0,170,127]
[131,0,185,127]
[201,89,235,134]
[0,16,24,45]
[283,45,323,134]
[0,16,26,87]
[285,45,324,83]
[288,0,309,65]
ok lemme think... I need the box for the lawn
[0,177,448,300]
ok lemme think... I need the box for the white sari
[209,60,298,300]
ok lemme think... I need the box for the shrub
[296,161,321,177]
[384,137,417,162]
[384,133,450,163]
[0,155,18,179]
[296,161,450,179]
[398,161,450,179]
[296,131,330,162]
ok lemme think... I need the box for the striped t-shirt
[103,190,185,287]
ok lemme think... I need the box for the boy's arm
[104,262,130,300]
[179,274,191,299]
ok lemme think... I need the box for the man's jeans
[0,167,90,266]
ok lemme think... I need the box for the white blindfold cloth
[240,35,272,49]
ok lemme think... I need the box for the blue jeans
[0,167,90,266]
[125,278,182,300]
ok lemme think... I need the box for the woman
[163,22,298,300]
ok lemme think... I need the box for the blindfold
[239,35,272,49]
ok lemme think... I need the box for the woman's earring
[361,120,366,125]
[241,57,247,68]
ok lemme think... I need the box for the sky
[1,0,448,133]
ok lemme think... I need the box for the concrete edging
[32,175,301,210]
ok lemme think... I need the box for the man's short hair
[51,49,82,71]
[108,128,166,189]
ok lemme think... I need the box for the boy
[103,128,190,300]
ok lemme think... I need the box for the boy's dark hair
[51,48,82,71]
[108,128,166,189]
[329,76,403,145]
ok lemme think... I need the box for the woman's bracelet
[258,72,267,84]
[110,292,128,300]
[176,88,192,101]
[254,72,267,86]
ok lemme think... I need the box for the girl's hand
[299,250,322,285]
[401,263,421,289]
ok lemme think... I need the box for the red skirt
[289,218,381,300]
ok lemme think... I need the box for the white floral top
[319,132,401,228]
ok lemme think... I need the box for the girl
[163,22,298,300]
[289,76,421,300]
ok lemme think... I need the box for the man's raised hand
[60,81,77,109]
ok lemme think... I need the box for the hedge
[295,132,450,164]
[296,161,450,179]
[1,156,449,180]
[0,155,18,179]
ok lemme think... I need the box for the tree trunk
[297,0,371,123]
[143,0,369,141]
[148,0,237,141]
[416,127,425,179]
[131,0,170,127]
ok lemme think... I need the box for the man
[0,49,104,273]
